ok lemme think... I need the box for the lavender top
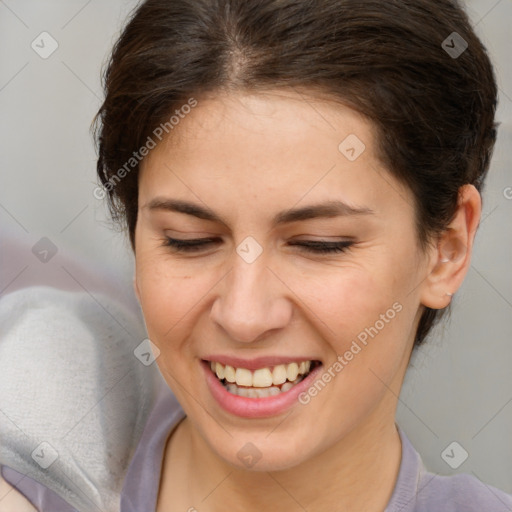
[2,382,512,512]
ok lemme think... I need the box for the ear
[420,184,481,310]
[133,275,141,303]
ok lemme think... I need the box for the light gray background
[1,0,511,496]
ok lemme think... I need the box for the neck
[163,399,402,512]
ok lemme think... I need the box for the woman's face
[134,89,432,471]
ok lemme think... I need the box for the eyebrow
[144,198,374,228]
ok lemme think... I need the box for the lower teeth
[222,375,305,398]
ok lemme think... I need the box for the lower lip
[202,360,323,418]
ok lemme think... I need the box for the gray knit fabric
[0,286,161,512]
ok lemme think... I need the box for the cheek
[294,268,412,435]
[296,262,404,339]
[135,257,212,395]
[294,258,415,386]
[135,256,206,346]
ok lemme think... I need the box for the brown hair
[94,0,498,345]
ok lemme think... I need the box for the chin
[203,428,317,473]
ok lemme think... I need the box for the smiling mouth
[207,360,322,398]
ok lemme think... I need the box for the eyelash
[161,237,353,254]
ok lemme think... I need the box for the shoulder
[388,426,512,512]
[416,466,512,512]
[0,465,81,512]
[0,472,37,512]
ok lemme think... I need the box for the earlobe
[420,184,481,310]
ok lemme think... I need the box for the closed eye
[161,237,353,254]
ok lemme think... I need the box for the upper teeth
[210,361,312,388]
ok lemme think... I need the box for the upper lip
[203,355,321,370]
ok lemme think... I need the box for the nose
[210,252,293,344]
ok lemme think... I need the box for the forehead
[155,88,374,155]
[138,89,413,223]
[142,89,372,178]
